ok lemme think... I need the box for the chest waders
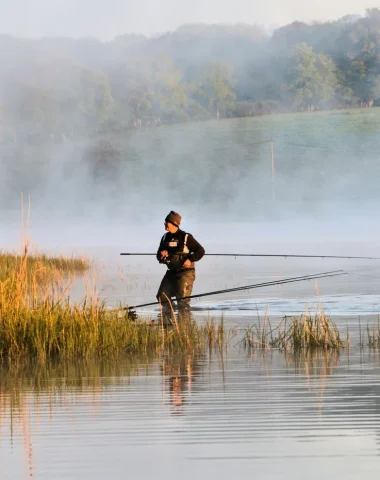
[156,233,196,326]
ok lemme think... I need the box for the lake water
[1,347,380,479]
[74,233,380,324]
[1,234,380,479]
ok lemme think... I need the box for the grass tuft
[367,316,380,348]
[242,312,346,353]
[0,246,225,361]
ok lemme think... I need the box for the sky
[0,0,378,40]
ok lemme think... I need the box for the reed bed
[242,311,347,352]
[275,313,346,350]
[366,316,380,348]
[0,299,225,361]
[0,250,90,283]
[0,247,225,361]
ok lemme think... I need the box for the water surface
[1,347,380,479]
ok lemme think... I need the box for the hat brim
[165,219,179,227]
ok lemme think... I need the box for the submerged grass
[366,316,380,348]
[0,246,226,361]
[0,304,220,358]
[242,311,347,353]
[275,313,346,350]
[242,284,347,353]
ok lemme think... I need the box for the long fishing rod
[111,269,346,312]
[120,252,380,260]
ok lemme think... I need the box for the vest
[161,231,194,272]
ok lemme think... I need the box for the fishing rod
[120,252,380,260]
[111,269,346,312]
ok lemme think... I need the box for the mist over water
[2,111,380,252]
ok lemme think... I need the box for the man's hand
[183,259,192,268]
[160,250,169,259]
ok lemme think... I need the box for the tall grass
[242,311,347,353]
[367,316,380,348]
[0,246,226,361]
[0,250,90,282]
[275,313,346,350]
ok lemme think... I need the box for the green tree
[128,84,153,120]
[286,43,337,111]
[148,54,189,121]
[334,8,380,106]
[109,54,188,124]
[199,62,235,119]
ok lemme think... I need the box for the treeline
[2,8,380,142]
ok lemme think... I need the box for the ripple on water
[1,349,380,479]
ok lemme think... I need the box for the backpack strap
[183,233,189,254]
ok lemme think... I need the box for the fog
[1,7,380,255]
[1,117,379,253]
[2,115,380,252]
[0,0,377,38]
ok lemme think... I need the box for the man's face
[165,221,178,233]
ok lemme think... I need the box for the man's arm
[186,234,205,262]
[156,234,167,263]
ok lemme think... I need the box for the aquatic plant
[274,313,346,350]
[0,249,90,282]
[241,311,346,352]
[0,246,226,361]
[366,316,380,348]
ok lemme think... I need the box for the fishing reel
[127,309,138,321]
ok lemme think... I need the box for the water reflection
[0,356,157,479]
[1,348,380,479]
[161,354,197,415]
[161,352,226,416]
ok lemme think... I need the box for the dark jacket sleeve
[186,234,205,262]
[156,235,166,263]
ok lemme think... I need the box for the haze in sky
[0,0,378,39]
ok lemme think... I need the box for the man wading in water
[156,211,205,326]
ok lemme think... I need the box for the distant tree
[149,55,189,121]
[109,54,189,124]
[2,83,61,140]
[285,43,338,110]
[126,83,153,123]
[3,15,380,138]
[198,62,235,119]
[334,8,380,106]
[79,69,114,134]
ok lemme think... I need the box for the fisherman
[156,211,205,326]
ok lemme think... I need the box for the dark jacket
[156,229,205,272]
